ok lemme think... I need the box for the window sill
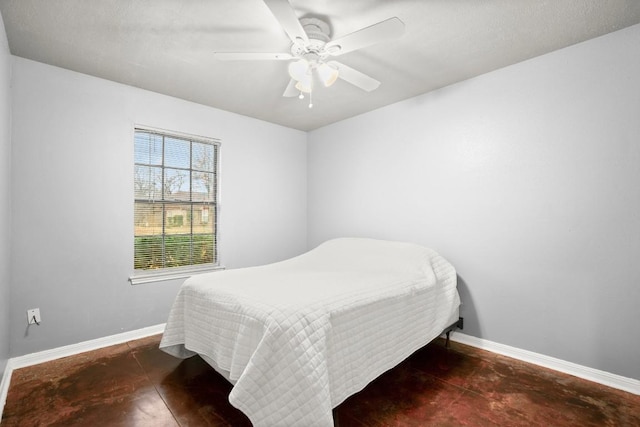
[129,264,225,285]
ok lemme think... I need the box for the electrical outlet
[27,308,41,325]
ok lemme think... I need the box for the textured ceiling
[2,0,640,131]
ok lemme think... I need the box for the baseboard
[0,323,166,420]
[8,323,166,370]
[450,332,640,396]
[0,359,14,423]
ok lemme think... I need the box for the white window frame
[129,126,223,285]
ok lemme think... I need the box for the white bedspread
[160,238,460,427]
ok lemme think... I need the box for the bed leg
[442,317,463,349]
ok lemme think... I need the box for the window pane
[165,234,192,268]
[192,172,215,201]
[134,202,164,269]
[193,234,215,265]
[134,235,164,270]
[134,165,162,200]
[165,203,191,235]
[134,132,162,165]
[193,142,215,172]
[135,202,163,236]
[192,205,215,234]
[164,137,190,169]
[164,168,190,200]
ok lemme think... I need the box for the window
[131,127,220,283]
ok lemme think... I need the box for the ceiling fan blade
[328,61,381,92]
[282,79,299,97]
[263,0,309,45]
[213,52,293,61]
[325,17,405,56]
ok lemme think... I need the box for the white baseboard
[450,332,640,396]
[0,323,165,420]
[9,323,166,370]
[0,359,14,424]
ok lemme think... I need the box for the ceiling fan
[213,0,405,107]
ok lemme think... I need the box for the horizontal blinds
[134,128,219,271]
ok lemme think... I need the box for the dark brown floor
[2,334,639,426]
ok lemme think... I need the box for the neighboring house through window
[130,127,220,284]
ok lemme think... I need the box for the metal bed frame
[443,316,464,348]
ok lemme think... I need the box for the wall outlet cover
[27,308,41,325]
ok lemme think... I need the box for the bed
[160,237,461,426]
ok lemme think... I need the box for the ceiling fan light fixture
[294,78,312,94]
[317,62,339,87]
[288,59,310,82]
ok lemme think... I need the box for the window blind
[133,128,220,272]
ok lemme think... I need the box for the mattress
[160,237,460,426]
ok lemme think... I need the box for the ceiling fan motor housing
[291,17,332,57]
[301,18,331,42]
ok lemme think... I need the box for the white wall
[308,24,640,380]
[0,12,12,377]
[9,57,307,357]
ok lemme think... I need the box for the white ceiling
[2,0,640,131]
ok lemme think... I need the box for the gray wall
[9,57,307,357]
[308,24,640,380]
[0,12,11,377]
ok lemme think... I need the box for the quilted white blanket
[160,238,460,426]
